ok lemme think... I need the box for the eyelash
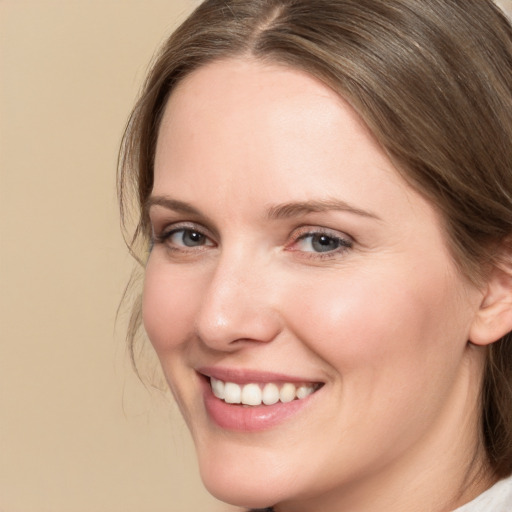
[152,223,215,253]
[288,228,353,260]
[151,223,353,260]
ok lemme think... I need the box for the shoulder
[453,475,512,512]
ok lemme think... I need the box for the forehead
[165,57,347,119]
[157,61,391,177]
[153,58,430,228]
[158,57,381,147]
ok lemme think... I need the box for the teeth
[224,382,242,404]
[241,383,262,406]
[279,383,296,403]
[296,384,315,399]
[211,377,225,399]
[262,383,279,405]
[209,379,318,406]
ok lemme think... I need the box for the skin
[143,58,494,512]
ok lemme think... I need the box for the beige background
[1,1,511,512]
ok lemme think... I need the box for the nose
[194,251,282,351]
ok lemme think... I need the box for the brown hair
[118,0,512,477]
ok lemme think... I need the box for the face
[144,59,486,511]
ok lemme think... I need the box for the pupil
[184,230,204,246]
[312,234,339,252]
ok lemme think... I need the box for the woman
[118,1,512,510]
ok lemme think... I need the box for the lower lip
[201,378,318,432]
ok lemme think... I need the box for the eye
[289,228,353,256]
[153,225,215,250]
[169,228,212,247]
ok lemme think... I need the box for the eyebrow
[266,198,381,221]
[146,195,381,221]
[145,196,202,216]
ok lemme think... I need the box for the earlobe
[469,260,512,346]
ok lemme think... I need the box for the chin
[204,481,276,510]
[194,441,300,509]
[200,467,277,509]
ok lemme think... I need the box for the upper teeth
[210,378,317,406]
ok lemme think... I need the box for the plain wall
[1,1,511,512]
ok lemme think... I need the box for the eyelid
[148,207,218,235]
[152,221,217,247]
[153,219,208,236]
[291,225,353,241]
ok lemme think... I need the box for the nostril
[194,302,282,350]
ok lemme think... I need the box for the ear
[469,256,512,346]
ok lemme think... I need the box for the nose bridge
[195,244,281,349]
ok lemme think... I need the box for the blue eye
[168,228,213,247]
[294,231,352,254]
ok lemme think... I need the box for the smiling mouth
[209,377,323,407]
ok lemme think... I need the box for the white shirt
[453,475,512,511]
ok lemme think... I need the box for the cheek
[142,257,202,355]
[276,266,474,457]
[281,263,469,377]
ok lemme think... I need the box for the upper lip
[197,366,324,385]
